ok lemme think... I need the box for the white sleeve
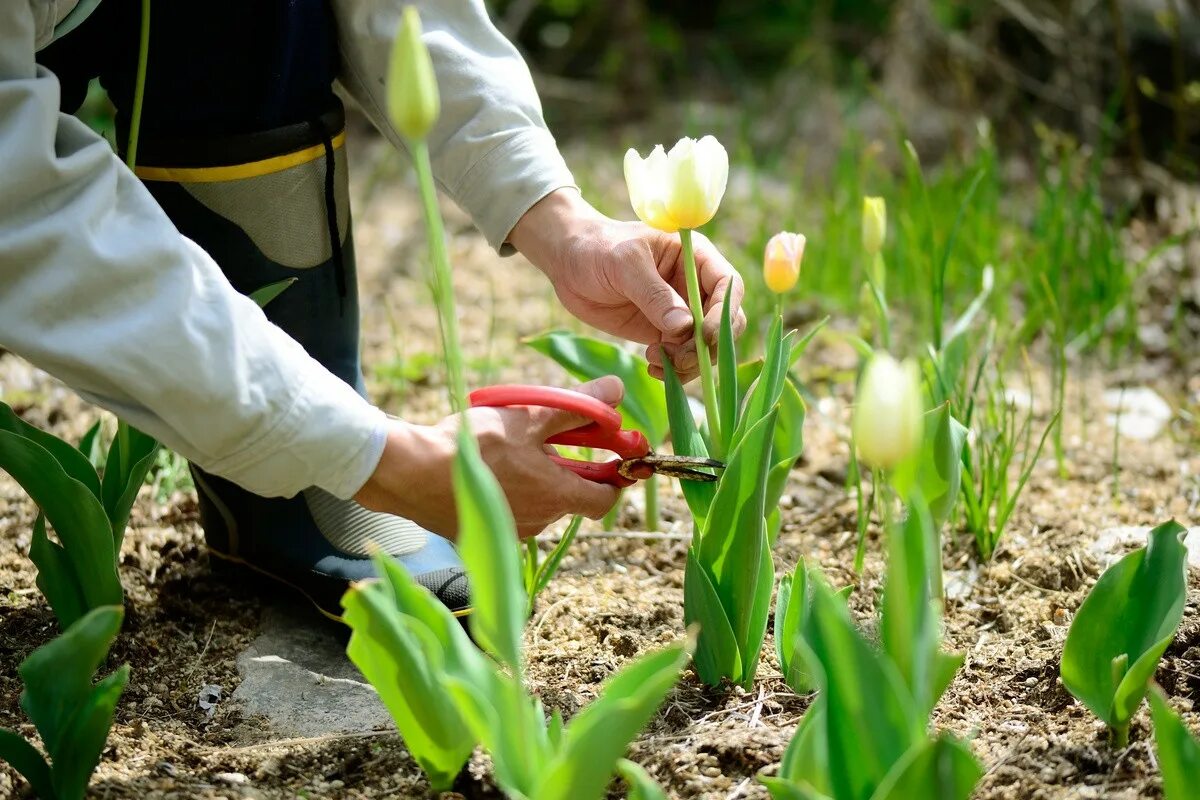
[331,0,577,252]
[0,0,387,500]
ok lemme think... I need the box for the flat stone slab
[230,603,392,738]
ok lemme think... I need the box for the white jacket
[0,0,576,498]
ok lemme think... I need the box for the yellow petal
[624,145,679,232]
[664,136,727,229]
[852,353,924,470]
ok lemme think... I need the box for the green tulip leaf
[916,404,967,533]
[248,277,298,308]
[662,357,715,524]
[533,639,690,800]
[453,428,526,672]
[29,513,88,630]
[0,729,53,800]
[805,580,922,800]
[0,430,121,626]
[717,290,739,454]
[101,423,159,550]
[1061,520,1188,744]
[0,402,102,499]
[52,665,130,800]
[685,547,743,685]
[617,759,669,800]
[1149,686,1200,800]
[868,734,982,800]
[525,331,668,444]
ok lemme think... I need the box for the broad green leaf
[684,548,742,685]
[617,759,668,800]
[101,423,158,549]
[453,429,526,672]
[0,402,101,498]
[662,357,715,524]
[698,410,777,670]
[77,420,105,472]
[30,513,88,629]
[342,569,477,791]
[0,729,53,800]
[1149,686,1200,800]
[19,606,124,759]
[248,277,297,307]
[525,331,668,443]
[805,581,921,800]
[868,735,981,800]
[1061,521,1188,739]
[762,697,832,797]
[775,566,814,694]
[52,665,129,800]
[478,673,552,798]
[717,291,738,454]
[766,380,806,545]
[533,639,690,800]
[881,495,951,717]
[741,540,776,687]
[916,405,967,532]
[730,316,786,450]
[0,431,121,617]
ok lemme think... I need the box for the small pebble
[702,766,722,778]
[1025,677,1038,687]
[215,772,249,786]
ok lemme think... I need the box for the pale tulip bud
[862,196,887,256]
[624,136,729,232]
[387,6,440,141]
[763,232,806,294]
[852,353,924,471]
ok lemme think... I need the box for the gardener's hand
[509,189,747,383]
[355,377,622,539]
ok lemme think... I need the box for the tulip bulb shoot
[862,196,887,257]
[852,353,924,471]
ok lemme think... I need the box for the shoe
[196,470,470,620]
[136,102,471,620]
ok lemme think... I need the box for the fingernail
[664,309,692,332]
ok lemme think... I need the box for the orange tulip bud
[763,231,806,294]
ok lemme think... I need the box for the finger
[611,239,694,340]
[700,273,746,345]
[531,376,627,438]
[562,474,621,520]
[575,374,624,407]
[516,522,547,540]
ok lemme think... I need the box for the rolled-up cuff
[447,127,576,254]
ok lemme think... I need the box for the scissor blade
[626,454,725,483]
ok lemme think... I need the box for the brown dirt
[1,133,1198,800]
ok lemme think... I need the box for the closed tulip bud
[624,136,729,232]
[763,231,806,294]
[852,353,924,471]
[862,196,887,256]
[387,6,440,141]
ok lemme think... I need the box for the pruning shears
[468,385,724,488]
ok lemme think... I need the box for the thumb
[614,251,693,339]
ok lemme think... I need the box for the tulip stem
[679,229,722,456]
[412,139,469,414]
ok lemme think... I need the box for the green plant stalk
[679,229,722,456]
[644,475,659,532]
[412,139,468,413]
[115,0,153,483]
[864,259,892,351]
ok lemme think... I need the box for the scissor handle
[468,384,649,458]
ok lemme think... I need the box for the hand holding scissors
[469,385,724,488]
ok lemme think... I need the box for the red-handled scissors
[468,385,724,488]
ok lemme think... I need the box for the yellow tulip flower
[763,231,806,294]
[862,196,887,256]
[852,353,924,471]
[623,136,729,232]
[387,6,440,141]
